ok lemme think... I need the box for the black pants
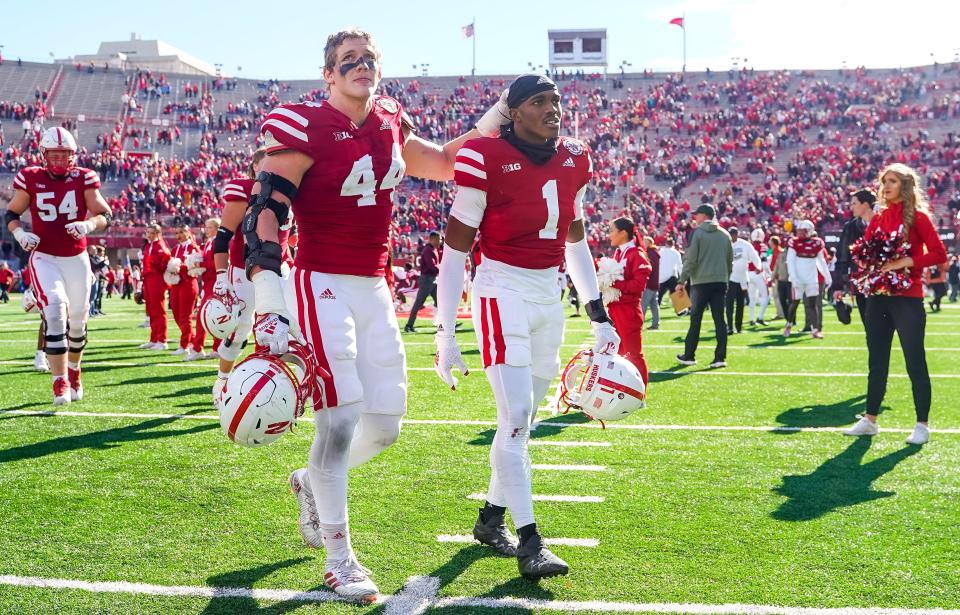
[777,281,795,324]
[0,283,8,303]
[930,283,947,310]
[405,274,438,329]
[854,293,866,324]
[658,276,678,304]
[725,281,746,332]
[683,282,727,361]
[864,296,930,422]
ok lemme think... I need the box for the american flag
[462,22,475,38]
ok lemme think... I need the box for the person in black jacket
[832,189,875,322]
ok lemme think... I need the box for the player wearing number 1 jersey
[241,28,511,604]
[434,74,619,580]
[5,127,113,405]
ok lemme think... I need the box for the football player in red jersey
[242,28,510,603]
[434,74,619,579]
[5,127,113,405]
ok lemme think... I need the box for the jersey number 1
[539,180,560,239]
[340,144,405,206]
[36,191,79,222]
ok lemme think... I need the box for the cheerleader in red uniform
[606,217,653,385]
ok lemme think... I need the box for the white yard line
[437,534,599,548]
[1,573,955,613]
[467,493,604,503]
[529,440,611,448]
[3,410,959,436]
[531,464,606,472]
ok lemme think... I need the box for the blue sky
[2,0,957,79]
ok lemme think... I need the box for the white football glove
[12,227,40,251]
[475,88,511,136]
[591,321,621,356]
[166,257,182,274]
[64,219,97,240]
[251,270,304,355]
[187,266,205,277]
[212,271,233,296]
[434,333,469,390]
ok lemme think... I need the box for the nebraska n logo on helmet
[557,350,646,424]
[200,290,246,339]
[39,127,78,177]
[218,341,328,447]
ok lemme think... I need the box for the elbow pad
[213,227,234,254]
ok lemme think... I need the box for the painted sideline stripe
[532,463,606,472]
[0,573,954,614]
[468,492,604,503]
[529,440,611,448]
[3,410,960,436]
[437,534,598,548]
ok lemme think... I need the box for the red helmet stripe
[597,376,644,401]
[56,128,62,146]
[227,367,277,442]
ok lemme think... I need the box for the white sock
[67,361,80,370]
[321,522,354,564]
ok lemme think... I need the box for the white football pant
[29,251,92,356]
[748,272,769,322]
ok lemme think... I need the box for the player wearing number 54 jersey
[434,74,620,580]
[242,28,512,604]
[5,127,113,406]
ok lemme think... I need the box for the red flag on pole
[462,22,475,38]
[669,17,684,27]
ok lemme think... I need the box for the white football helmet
[557,350,646,423]
[22,288,38,313]
[218,341,324,447]
[200,291,246,339]
[796,220,815,235]
[750,228,765,242]
[39,127,78,176]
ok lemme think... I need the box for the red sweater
[864,202,946,298]
[610,243,652,304]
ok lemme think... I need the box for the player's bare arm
[82,188,113,230]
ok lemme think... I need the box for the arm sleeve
[436,245,468,336]
[679,235,698,284]
[449,186,487,228]
[573,184,587,222]
[564,238,601,303]
[910,213,948,269]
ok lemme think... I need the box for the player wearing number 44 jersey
[242,28,512,604]
[435,74,619,580]
[5,127,113,406]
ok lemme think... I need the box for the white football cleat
[844,416,879,437]
[172,347,188,356]
[68,367,83,401]
[183,350,203,362]
[289,469,323,548]
[323,557,379,604]
[52,377,70,406]
[905,423,929,445]
[138,341,155,349]
[151,342,168,351]
[34,351,49,372]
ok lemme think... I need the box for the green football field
[1,296,959,614]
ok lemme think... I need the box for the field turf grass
[0,296,958,613]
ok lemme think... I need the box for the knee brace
[42,302,68,355]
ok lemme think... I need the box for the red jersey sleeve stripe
[13,177,27,190]
[261,118,308,143]
[268,107,309,127]
[457,148,485,165]
[454,161,486,180]
[222,190,249,201]
[223,183,245,192]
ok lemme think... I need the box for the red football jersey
[223,177,294,269]
[13,166,101,257]
[454,136,592,269]
[259,96,407,276]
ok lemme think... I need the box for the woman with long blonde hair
[844,164,947,444]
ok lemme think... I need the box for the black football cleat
[517,535,569,580]
[473,510,518,556]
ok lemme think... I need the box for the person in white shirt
[657,238,683,304]
[785,220,830,338]
[747,228,771,325]
[726,228,760,333]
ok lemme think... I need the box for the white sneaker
[53,377,71,406]
[138,341,155,349]
[905,423,929,445]
[151,342,168,351]
[323,557,379,604]
[138,318,150,328]
[202,351,217,360]
[172,347,188,356]
[289,469,323,548]
[782,324,792,337]
[183,350,203,361]
[811,329,823,339]
[844,416,879,437]
[34,351,49,372]
[708,360,727,369]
